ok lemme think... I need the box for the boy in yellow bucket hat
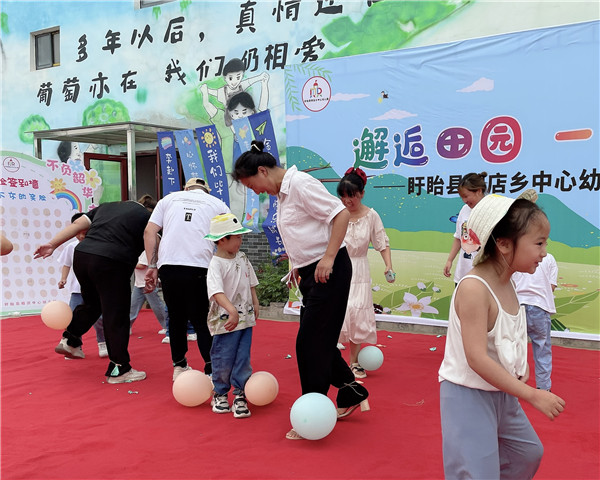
[204,213,259,418]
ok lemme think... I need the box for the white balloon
[290,392,337,440]
[358,346,384,371]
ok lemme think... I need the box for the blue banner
[248,110,280,166]
[263,195,286,260]
[247,110,284,256]
[194,125,230,206]
[173,129,203,181]
[156,131,180,196]
[284,21,600,330]
[232,115,261,232]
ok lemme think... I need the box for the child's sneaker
[211,393,230,414]
[232,394,251,418]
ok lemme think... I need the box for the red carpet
[1,311,598,480]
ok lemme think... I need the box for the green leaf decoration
[1,12,9,35]
[550,317,568,332]
[553,291,599,318]
[320,0,471,59]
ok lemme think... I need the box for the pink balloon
[245,371,279,406]
[41,301,72,330]
[172,370,213,407]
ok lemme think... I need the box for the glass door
[84,153,128,203]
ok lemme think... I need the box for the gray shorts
[440,380,543,480]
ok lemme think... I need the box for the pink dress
[339,208,389,344]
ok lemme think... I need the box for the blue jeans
[210,327,253,396]
[129,286,167,329]
[69,293,105,343]
[524,304,552,391]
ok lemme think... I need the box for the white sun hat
[204,213,251,241]
[467,189,538,266]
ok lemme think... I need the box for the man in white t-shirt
[513,253,559,391]
[143,178,230,381]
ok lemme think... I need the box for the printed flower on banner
[397,292,439,317]
[50,178,67,192]
[85,169,102,189]
[417,282,426,290]
[68,158,84,173]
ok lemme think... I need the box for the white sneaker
[158,328,167,335]
[97,342,108,358]
[187,333,197,342]
[233,394,251,418]
[55,338,85,359]
[162,336,170,344]
[211,393,230,413]
[173,365,192,382]
[107,368,146,384]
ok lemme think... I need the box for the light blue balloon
[358,345,384,371]
[290,392,337,440]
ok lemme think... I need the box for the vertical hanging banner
[263,195,286,259]
[248,110,281,166]
[247,110,284,256]
[195,125,230,206]
[232,115,261,232]
[173,129,203,181]
[231,109,285,254]
[156,131,180,196]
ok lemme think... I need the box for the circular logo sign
[3,156,21,173]
[302,76,331,112]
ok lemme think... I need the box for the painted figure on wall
[200,58,269,130]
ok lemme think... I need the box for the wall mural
[1,1,598,336]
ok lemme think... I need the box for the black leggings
[296,247,355,395]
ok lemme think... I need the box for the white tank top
[438,275,528,391]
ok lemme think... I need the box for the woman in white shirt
[233,141,370,440]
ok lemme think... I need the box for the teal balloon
[358,346,384,371]
[290,393,337,440]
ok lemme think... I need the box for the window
[32,28,60,70]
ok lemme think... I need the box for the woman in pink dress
[337,167,395,378]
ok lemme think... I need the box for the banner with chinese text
[1,151,100,316]
[284,21,600,335]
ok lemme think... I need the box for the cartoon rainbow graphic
[51,189,83,211]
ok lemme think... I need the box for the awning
[30,121,186,199]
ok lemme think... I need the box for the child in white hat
[438,193,565,479]
[204,213,259,418]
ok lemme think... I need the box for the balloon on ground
[41,301,72,330]
[290,392,337,440]
[358,345,384,371]
[245,371,279,406]
[172,369,213,407]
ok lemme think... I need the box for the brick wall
[241,232,273,267]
